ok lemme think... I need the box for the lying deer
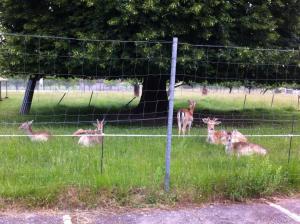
[19,120,51,142]
[177,100,196,135]
[73,119,104,147]
[225,131,267,156]
[202,117,247,144]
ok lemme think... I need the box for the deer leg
[177,113,182,135]
[177,119,181,135]
[182,120,188,135]
[188,121,192,135]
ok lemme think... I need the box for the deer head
[93,119,104,133]
[188,100,196,112]
[19,120,34,130]
[202,117,221,131]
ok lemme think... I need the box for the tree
[0,0,299,114]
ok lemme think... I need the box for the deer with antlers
[19,120,51,142]
[177,100,196,135]
[225,131,267,156]
[202,117,247,144]
[73,119,104,147]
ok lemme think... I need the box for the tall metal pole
[0,81,2,101]
[164,37,178,192]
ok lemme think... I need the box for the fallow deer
[225,131,267,156]
[73,119,104,147]
[177,100,196,135]
[202,117,247,144]
[19,120,51,142]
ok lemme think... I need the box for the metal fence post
[288,116,295,164]
[243,94,247,110]
[164,37,178,192]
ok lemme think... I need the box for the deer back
[232,142,267,156]
[177,108,193,121]
[231,130,248,143]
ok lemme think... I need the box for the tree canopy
[0,0,299,113]
[0,0,298,77]
[1,0,299,46]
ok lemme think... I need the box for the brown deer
[73,119,104,147]
[177,100,196,135]
[225,132,267,156]
[202,117,247,144]
[19,120,51,142]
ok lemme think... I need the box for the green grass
[0,91,300,208]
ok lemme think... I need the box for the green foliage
[1,1,298,46]
[224,158,286,201]
[0,0,299,88]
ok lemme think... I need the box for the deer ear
[28,120,34,125]
[92,123,97,127]
[202,118,208,123]
[215,121,221,125]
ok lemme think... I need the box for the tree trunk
[136,76,168,114]
[133,83,140,97]
[20,76,39,115]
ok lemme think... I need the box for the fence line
[0,134,299,137]
[0,32,173,44]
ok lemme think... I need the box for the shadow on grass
[17,103,299,130]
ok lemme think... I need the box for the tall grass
[0,91,299,207]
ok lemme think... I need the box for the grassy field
[0,90,300,208]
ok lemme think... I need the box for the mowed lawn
[0,90,300,207]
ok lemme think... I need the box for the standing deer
[19,120,51,142]
[202,117,247,144]
[225,131,267,156]
[73,119,104,147]
[177,100,196,135]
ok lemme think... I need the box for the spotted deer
[73,119,104,147]
[19,120,51,142]
[177,100,196,135]
[225,131,267,156]
[202,117,247,144]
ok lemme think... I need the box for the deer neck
[188,107,194,115]
[207,127,215,135]
[207,128,215,143]
[24,126,34,136]
[95,128,103,135]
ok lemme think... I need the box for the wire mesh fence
[0,33,300,202]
